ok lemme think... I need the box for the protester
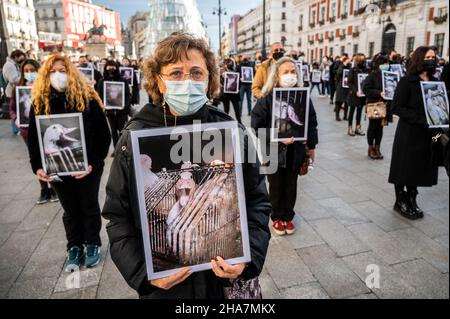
[347,53,367,136]
[363,53,390,159]
[388,46,442,220]
[252,56,318,235]
[121,57,140,106]
[252,42,285,99]
[27,54,111,271]
[236,55,254,115]
[78,55,102,90]
[334,56,351,121]
[220,58,242,123]
[102,32,271,298]
[329,55,341,105]
[320,56,331,97]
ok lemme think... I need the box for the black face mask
[423,59,437,73]
[291,55,298,60]
[79,63,89,68]
[272,51,285,61]
[227,63,234,70]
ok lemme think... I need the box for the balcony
[339,34,346,40]
[309,39,314,45]
[319,20,325,26]
[352,31,360,37]
[328,35,334,41]
[298,26,303,31]
[434,14,448,25]
[309,22,316,28]
[341,13,348,19]
[330,16,336,23]
[318,36,324,43]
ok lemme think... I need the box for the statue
[84,20,108,43]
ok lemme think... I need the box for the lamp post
[213,0,227,57]
[262,0,266,59]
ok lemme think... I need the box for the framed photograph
[434,67,444,80]
[120,67,134,86]
[35,113,89,176]
[382,71,400,100]
[365,60,372,69]
[390,64,405,78]
[420,81,449,128]
[342,69,350,88]
[241,66,254,83]
[78,67,94,82]
[104,81,125,110]
[130,121,251,280]
[301,64,310,83]
[15,86,32,127]
[223,72,240,94]
[135,70,141,85]
[357,73,369,97]
[311,70,322,83]
[271,87,310,142]
[98,62,106,76]
[296,62,302,75]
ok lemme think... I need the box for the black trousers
[222,94,242,123]
[107,112,128,148]
[348,104,364,127]
[267,166,298,222]
[53,168,103,250]
[330,84,336,102]
[367,119,384,146]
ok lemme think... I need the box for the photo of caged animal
[36,113,89,176]
[131,122,251,280]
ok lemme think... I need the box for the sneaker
[284,221,296,235]
[64,246,84,272]
[36,189,49,205]
[49,188,59,203]
[272,220,286,236]
[84,244,101,268]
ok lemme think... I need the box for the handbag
[223,277,262,299]
[299,152,310,176]
[366,102,387,120]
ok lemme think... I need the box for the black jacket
[96,77,132,116]
[330,60,341,88]
[388,75,440,187]
[251,93,318,171]
[347,65,367,107]
[101,103,271,298]
[335,64,350,103]
[27,90,111,174]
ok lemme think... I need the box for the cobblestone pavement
[0,92,448,299]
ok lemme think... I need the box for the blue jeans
[321,81,330,95]
[240,84,253,115]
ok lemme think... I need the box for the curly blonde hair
[143,32,219,104]
[32,54,103,115]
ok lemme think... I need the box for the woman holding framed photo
[27,54,111,271]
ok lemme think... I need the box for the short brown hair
[143,33,219,104]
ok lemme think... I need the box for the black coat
[347,65,367,107]
[96,77,132,116]
[101,103,271,298]
[251,93,319,171]
[388,75,440,187]
[27,90,111,175]
[363,70,394,122]
[335,64,350,103]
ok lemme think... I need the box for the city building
[125,10,148,59]
[143,0,208,56]
[0,0,39,65]
[34,0,123,59]
[292,0,449,63]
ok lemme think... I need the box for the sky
[94,0,262,51]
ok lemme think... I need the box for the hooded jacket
[101,103,271,298]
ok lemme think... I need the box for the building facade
[0,0,39,64]
[125,10,148,59]
[293,0,449,63]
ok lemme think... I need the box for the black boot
[394,191,420,220]
[407,188,424,218]
[334,104,342,121]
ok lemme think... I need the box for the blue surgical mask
[380,65,390,72]
[24,72,37,82]
[163,79,208,116]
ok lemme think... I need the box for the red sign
[62,0,121,45]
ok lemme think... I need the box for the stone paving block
[96,250,137,299]
[300,181,337,200]
[327,181,370,204]
[350,201,410,232]
[264,237,315,290]
[416,191,449,212]
[0,195,13,213]
[294,194,333,221]
[434,235,449,249]
[297,244,370,298]
[0,197,36,224]
[16,202,61,232]
[326,167,368,186]
[51,286,98,299]
[0,266,22,298]
[427,208,449,228]
[347,223,416,265]
[280,282,330,299]
[0,222,18,248]
[316,197,369,226]
[259,268,282,299]
[0,228,46,270]
[350,183,395,209]
[6,276,58,299]
[308,166,341,184]
[342,251,422,299]
[347,293,379,299]
[0,180,30,196]
[42,210,65,240]
[284,215,324,249]
[309,218,369,257]
[405,214,449,239]
[389,228,449,273]
[13,181,42,201]
[392,259,449,299]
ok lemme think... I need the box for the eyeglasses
[160,69,209,81]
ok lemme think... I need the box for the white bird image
[43,124,79,155]
[140,154,159,191]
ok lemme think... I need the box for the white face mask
[50,71,68,91]
[279,74,298,88]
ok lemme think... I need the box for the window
[53,9,57,18]
[281,24,286,32]
[356,0,363,10]
[438,7,448,17]
[310,49,314,64]
[341,45,345,55]
[330,47,334,58]
[331,3,336,17]
[319,48,323,62]
[353,44,358,55]
[434,33,445,57]
[406,37,415,56]
[54,21,59,32]
[282,1,286,8]
[343,0,348,15]
[312,10,316,24]
[369,42,375,58]
[321,7,326,21]
[282,12,286,20]
[299,14,303,30]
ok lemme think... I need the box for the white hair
[261,57,303,97]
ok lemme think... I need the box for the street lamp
[262,0,266,60]
[212,0,227,57]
